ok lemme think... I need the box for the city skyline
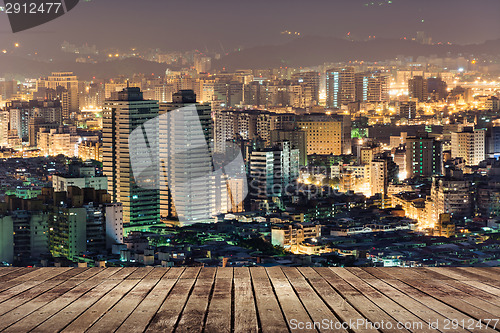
[1,0,500,55]
[1,2,500,331]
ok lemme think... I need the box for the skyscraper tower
[326,67,355,108]
[406,134,442,178]
[159,90,216,224]
[355,72,389,103]
[102,87,160,227]
[408,76,428,102]
[291,71,320,107]
[37,72,80,119]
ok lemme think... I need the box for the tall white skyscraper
[102,87,160,228]
[159,90,216,225]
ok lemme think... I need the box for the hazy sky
[1,0,500,53]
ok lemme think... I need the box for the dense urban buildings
[1,16,500,271]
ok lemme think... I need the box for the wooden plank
[0,268,63,295]
[49,267,89,280]
[356,270,468,333]
[0,268,102,330]
[114,269,182,333]
[380,268,498,333]
[1,268,118,332]
[0,267,21,277]
[406,268,453,281]
[456,267,500,281]
[344,267,378,280]
[298,267,377,333]
[443,279,500,304]
[177,266,201,279]
[0,268,73,313]
[376,268,500,315]
[0,267,41,282]
[250,267,288,333]
[60,279,140,332]
[143,267,170,280]
[233,267,258,333]
[175,267,217,333]
[332,268,437,333]
[407,279,500,318]
[162,267,185,279]
[359,267,395,280]
[67,267,105,281]
[458,280,500,299]
[86,274,162,332]
[108,266,139,280]
[376,268,486,319]
[317,268,410,333]
[205,268,233,333]
[426,267,500,289]
[425,267,492,282]
[282,267,347,333]
[30,278,123,332]
[126,266,154,280]
[146,267,201,332]
[266,266,315,333]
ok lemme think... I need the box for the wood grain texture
[0,266,497,333]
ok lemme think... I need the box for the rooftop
[0,266,498,332]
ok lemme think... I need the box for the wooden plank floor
[0,267,498,332]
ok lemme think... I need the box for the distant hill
[213,36,500,70]
[0,57,172,80]
[3,37,500,79]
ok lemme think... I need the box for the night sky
[1,0,500,53]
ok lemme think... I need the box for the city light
[0,4,498,322]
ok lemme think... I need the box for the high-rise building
[408,76,428,102]
[355,72,389,103]
[399,101,417,120]
[0,110,9,147]
[405,134,442,178]
[103,87,160,227]
[0,216,14,264]
[370,154,398,197]
[37,72,79,118]
[159,90,216,224]
[427,169,472,224]
[291,72,320,107]
[298,113,350,155]
[37,127,80,157]
[370,159,388,197]
[47,187,122,261]
[0,80,17,100]
[194,54,212,73]
[78,141,102,162]
[359,144,382,166]
[270,129,307,166]
[427,77,448,101]
[451,127,486,166]
[326,67,355,108]
[490,127,500,159]
[214,110,238,153]
[8,105,30,141]
[250,141,299,199]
